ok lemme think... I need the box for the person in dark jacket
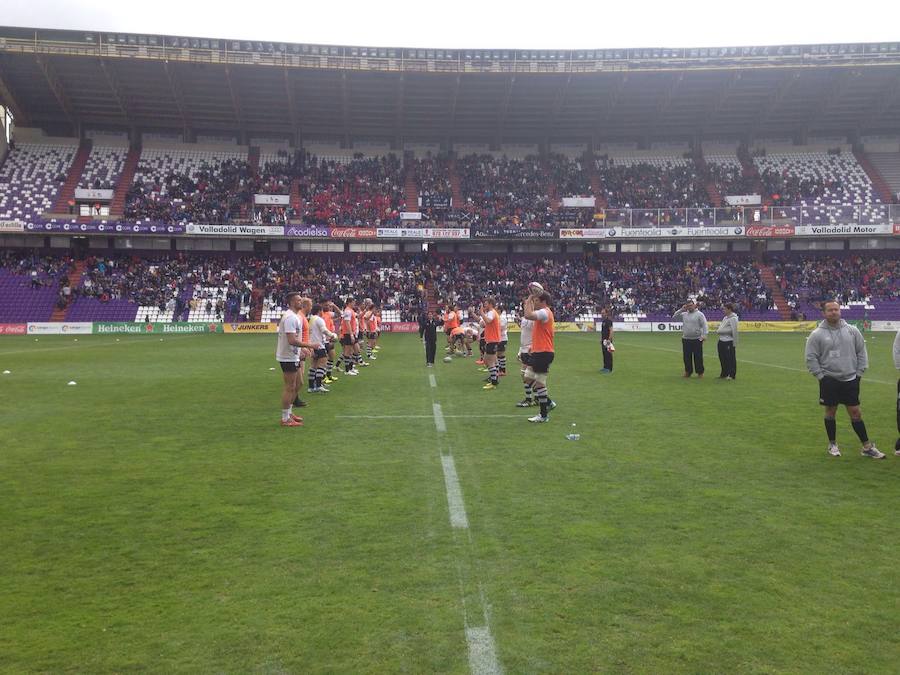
[422,311,443,367]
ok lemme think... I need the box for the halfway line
[465,626,503,675]
[433,403,447,432]
[429,373,437,388]
[441,454,469,529]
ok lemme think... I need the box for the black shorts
[485,342,499,355]
[819,376,861,407]
[340,334,354,346]
[279,361,299,373]
[519,352,533,366]
[357,332,364,342]
[479,338,486,350]
[313,347,328,359]
[452,333,464,343]
[530,351,555,374]
[498,340,508,352]
[367,331,377,340]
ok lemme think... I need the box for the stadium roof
[2,26,900,144]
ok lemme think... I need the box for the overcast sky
[3,0,896,50]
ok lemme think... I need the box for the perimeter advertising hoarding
[25,222,187,234]
[745,225,795,237]
[793,224,894,236]
[0,220,24,232]
[27,322,93,334]
[284,225,332,238]
[0,323,27,335]
[376,228,470,239]
[223,322,278,333]
[186,224,284,236]
[647,320,818,333]
[472,228,557,240]
[379,322,419,333]
[559,226,744,239]
[93,322,223,334]
[330,227,377,239]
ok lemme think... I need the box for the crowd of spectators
[770,254,900,311]
[9,250,900,323]
[705,163,759,200]
[413,154,454,220]
[596,157,710,209]
[300,154,405,226]
[125,159,253,224]
[457,155,552,228]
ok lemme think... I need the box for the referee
[599,307,614,373]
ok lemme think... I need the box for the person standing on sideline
[422,310,443,367]
[276,293,309,427]
[805,300,884,459]
[894,328,900,455]
[673,299,708,378]
[599,307,614,373]
[716,303,739,379]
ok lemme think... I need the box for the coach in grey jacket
[716,303,739,379]
[804,300,883,458]
[673,300,708,378]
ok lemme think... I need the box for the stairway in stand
[110,146,141,218]
[52,139,92,212]
[290,178,304,218]
[448,157,464,208]
[250,287,264,322]
[852,148,894,203]
[757,263,792,319]
[587,153,608,209]
[404,160,419,213]
[737,145,770,205]
[51,259,88,321]
[425,279,438,314]
[694,148,723,207]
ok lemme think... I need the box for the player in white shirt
[276,293,316,427]
[307,302,338,393]
[498,306,509,376]
[515,301,536,407]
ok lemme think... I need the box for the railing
[2,33,900,75]
[557,204,900,229]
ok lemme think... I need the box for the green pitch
[1,331,899,673]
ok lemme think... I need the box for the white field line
[0,334,198,357]
[630,342,896,386]
[441,454,470,530]
[335,414,524,420]
[432,403,447,432]
[427,373,502,674]
[465,626,503,675]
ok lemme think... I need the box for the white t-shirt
[519,318,534,354]
[276,310,301,362]
[309,315,331,349]
[500,314,509,342]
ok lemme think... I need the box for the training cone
[67,381,77,386]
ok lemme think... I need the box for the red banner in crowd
[0,323,27,335]
[381,322,419,333]
[745,225,796,238]
[330,227,377,239]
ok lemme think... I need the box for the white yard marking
[441,454,469,530]
[630,342,895,386]
[465,626,503,675]
[432,403,447,432]
[429,373,437,388]
[336,414,524,420]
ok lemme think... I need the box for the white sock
[282,408,291,422]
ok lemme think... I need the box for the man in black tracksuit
[422,311,443,367]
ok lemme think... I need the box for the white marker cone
[67,381,77,386]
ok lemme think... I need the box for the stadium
[1,19,900,673]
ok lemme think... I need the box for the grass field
[2,330,900,673]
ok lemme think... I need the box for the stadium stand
[0,141,77,222]
[77,144,128,191]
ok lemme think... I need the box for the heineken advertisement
[93,322,223,334]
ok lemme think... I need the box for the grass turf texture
[1,331,899,673]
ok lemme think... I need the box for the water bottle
[566,423,580,441]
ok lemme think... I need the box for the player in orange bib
[480,297,502,389]
[523,290,556,422]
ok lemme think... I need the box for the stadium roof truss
[1,27,899,143]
